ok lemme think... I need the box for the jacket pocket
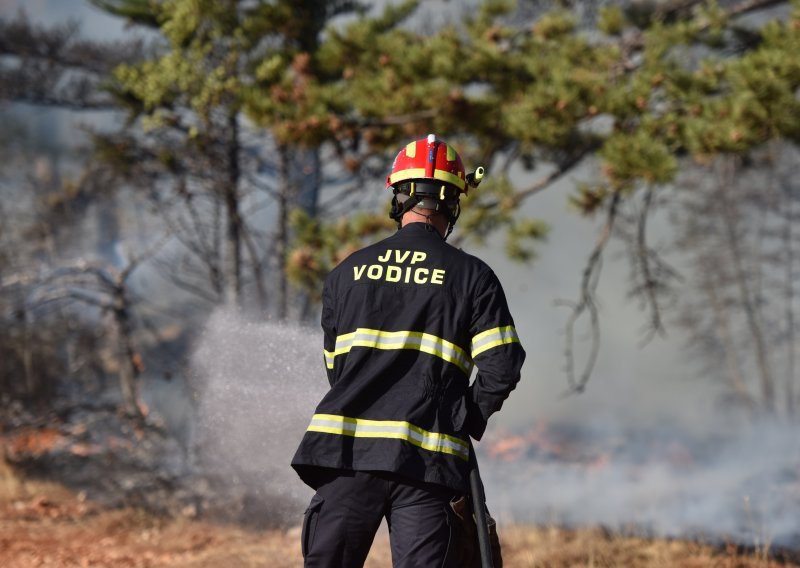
[301,494,325,558]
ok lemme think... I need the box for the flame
[2,427,134,461]
[484,419,611,469]
[487,434,527,461]
[2,428,69,459]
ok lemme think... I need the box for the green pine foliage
[91,0,800,300]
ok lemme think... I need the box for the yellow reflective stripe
[331,331,355,355]
[389,168,426,184]
[324,331,357,369]
[471,325,520,358]
[330,328,472,374]
[405,141,416,158]
[307,413,469,460]
[389,168,466,191]
[445,143,455,161]
[433,169,466,190]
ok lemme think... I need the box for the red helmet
[386,135,484,239]
[386,134,467,194]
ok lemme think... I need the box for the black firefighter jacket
[291,222,526,492]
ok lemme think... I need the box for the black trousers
[301,470,457,568]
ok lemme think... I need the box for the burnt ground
[2,404,800,567]
[3,460,800,568]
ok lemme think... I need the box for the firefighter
[292,134,526,567]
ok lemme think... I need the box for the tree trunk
[703,269,756,413]
[782,171,796,419]
[242,225,268,315]
[19,307,35,397]
[113,283,144,420]
[718,158,775,413]
[223,110,242,307]
[276,145,291,320]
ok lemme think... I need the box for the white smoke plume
[480,419,800,549]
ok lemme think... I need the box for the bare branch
[32,289,111,311]
[635,185,667,345]
[119,233,170,282]
[0,15,147,109]
[560,191,621,395]
[477,149,595,212]
[239,219,268,311]
[716,157,775,412]
[0,15,145,74]
[151,256,220,304]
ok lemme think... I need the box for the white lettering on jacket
[353,249,445,285]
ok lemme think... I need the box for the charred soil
[2,405,799,568]
[2,459,799,568]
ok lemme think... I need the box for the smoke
[480,418,800,548]
[189,309,326,524]
[466,167,800,549]
[186,310,800,547]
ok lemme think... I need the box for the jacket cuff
[466,397,488,440]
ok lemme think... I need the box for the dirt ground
[2,458,798,568]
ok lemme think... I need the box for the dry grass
[1,457,797,567]
[498,524,794,568]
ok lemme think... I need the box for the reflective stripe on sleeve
[307,413,470,460]
[471,325,520,358]
[327,328,472,375]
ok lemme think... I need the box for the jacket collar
[398,222,445,240]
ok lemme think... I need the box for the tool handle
[469,465,494,568]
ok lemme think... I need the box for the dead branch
[637,186,660,322]
[25,239,166,420]
[560,191,621,395]
[633,185,673,345]
[119,234,169,282]
[0,15,146,109]
[239,219,268,312]
[151,256,220,304]
[0,16,145,74]
[476,148,595,212]
[616,203,684,347]
[717,157,775,412]
[702,263,758,413]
